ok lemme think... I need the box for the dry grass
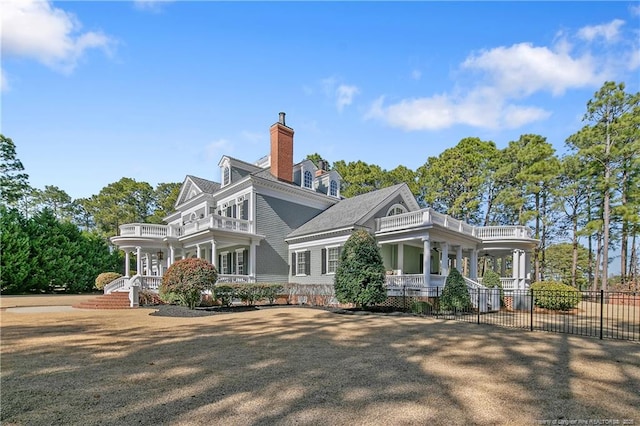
[1,296,639,425]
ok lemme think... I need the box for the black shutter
[226,206,232,217]
[232,252,237,274]
[321,249,327,275]
[305,251,311,275]
[242,199,249,220]
[291,253,296,275]
[232,204,237,218]
[243,249,248,275]
[419,253,424,274]
[227,253,232,274]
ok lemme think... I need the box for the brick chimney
[270,112,294,183]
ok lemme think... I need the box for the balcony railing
[375,208,532,241]
[117,215,252,240]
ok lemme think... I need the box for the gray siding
[231,167,251,183]
[255,194,324,283]
[289,245,335,285]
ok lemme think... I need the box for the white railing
[475,226,532,240]
[118,215,252,240]
[104,276,129,294]
[217,274,256,283]
[376,208,534,242]
[385,274,425,288]
[464,277,487,289]
[142,276,162,291]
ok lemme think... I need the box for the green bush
[160,258,218,309]
[213,285,235,307]
[261,284,284,304]
[410,300,432,314]
[334,229,387,308]
[139,289,163,306]
[530,281,581,311]
[440,268,472,311]
[95,272,122,291]
[482,269,504,306]
[212,283,284,306]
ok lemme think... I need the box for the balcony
[375,208,532,241]
[117,215,253,240]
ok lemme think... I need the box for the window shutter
[321,249,326,275]
[227,253,232,274]
[291,253,296,275]
[226,206,232,217]
[232,204,237,218]
[242,199,249,220]
[232,252,237,274]
[305,251,311,275]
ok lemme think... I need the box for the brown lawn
[1,295,639,425]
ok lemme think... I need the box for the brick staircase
[74,291,135,309]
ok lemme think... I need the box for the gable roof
[286,183,408,239]
[188,175,220,194]
[175,175,220,207]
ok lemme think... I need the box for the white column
[512,250,520,288]
[169,245,175,267]
[211,239,217,268]
[440,242,449,277]
[398,243,404,274]
[456,246,462,273]
[196,244,201,258]
[135,247,142,276]
[501,256,506,276]
[470,249,478,280]
[125,251,131,277]
[249,240,257,279]
[422,236,431,287]
[145,253,151,275]
[520,249,528,289]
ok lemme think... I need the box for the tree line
[1,81,638,293]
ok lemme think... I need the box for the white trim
[285,226,355,243]
[325,245,341,275]
[287,233,351,250]
[294,250,308,277]
[386,203,407,216]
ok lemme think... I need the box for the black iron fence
[382,288,640,342]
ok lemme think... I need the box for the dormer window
[303,170,313,189]
[387,204,407,216]
[223,166,230,186]
[330,180,338,197]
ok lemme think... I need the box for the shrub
[95,272,122,291]
[160,258,218,309]
[261,284,284,304]
[213,284,235,307]
[440,268,472,311]
[482,269,504,306]
[530,281,581,311]
[139,289,163,306]
[410,300,432,314]
[334,229,387,308]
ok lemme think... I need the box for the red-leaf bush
[95,272,122,291]
[160,258,218,309]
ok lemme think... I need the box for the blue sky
[2,1,639,200]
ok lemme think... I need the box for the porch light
[157,250,164,261]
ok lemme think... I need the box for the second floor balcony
[117,215,253,240]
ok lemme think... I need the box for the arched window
[223,167,230,186]
[303,170,313,189]
[386,204,407,216]
[330,180,338,197]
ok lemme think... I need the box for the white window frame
[386,204,407,216]
[326,245,340,275]
[236,249,245,275]
[296,250,307,276]
[223,166,230,186]
[329,180,338,197]
[303,170,313,189]
[221,251,229,274]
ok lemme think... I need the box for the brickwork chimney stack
[270,112,294,183]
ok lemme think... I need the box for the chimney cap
[278,112,286,126]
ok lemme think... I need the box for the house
[108,113,538,301]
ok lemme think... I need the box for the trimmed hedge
[482,269,504,306]
[161,258,218,309]
[530,281,581,311]
[95,272,122,291]
[410,300,432,314]
[440,268,472,311]
[213,283,285,307]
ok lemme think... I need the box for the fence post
[403,284,406,312]
[600,289,604,340]
[436,287,439,319]
[530,290,534,332]
[477,289,480,324]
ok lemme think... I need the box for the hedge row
[530,281,581,311]
[213,283,284,306]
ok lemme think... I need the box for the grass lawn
[1,297,639,425]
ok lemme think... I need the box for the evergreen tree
[0,135,30,206]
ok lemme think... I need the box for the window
[330,180,338,197]
[387,204,407,216]
[291,251,310,276]
[303,170,313,189]
[221,252,229,274]
[236,250,244,275]
[325,246,340,274]
[223,166,230,186]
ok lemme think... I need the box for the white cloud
[133,0,174,13]
[578,19,625,43]
[336,84,360,112]
[631,5,640,17]
[462,42,604,97]
[411,69,422,80]
[1,0,114,73]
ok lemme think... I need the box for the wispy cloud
[320,77,360,112]
[577,19,625,43]
[133,0,174,13]
[204,139,231,161]
[0,68,8,92]
[1,0,115,74]
[411,69,422,80]
[367,18,633,132]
